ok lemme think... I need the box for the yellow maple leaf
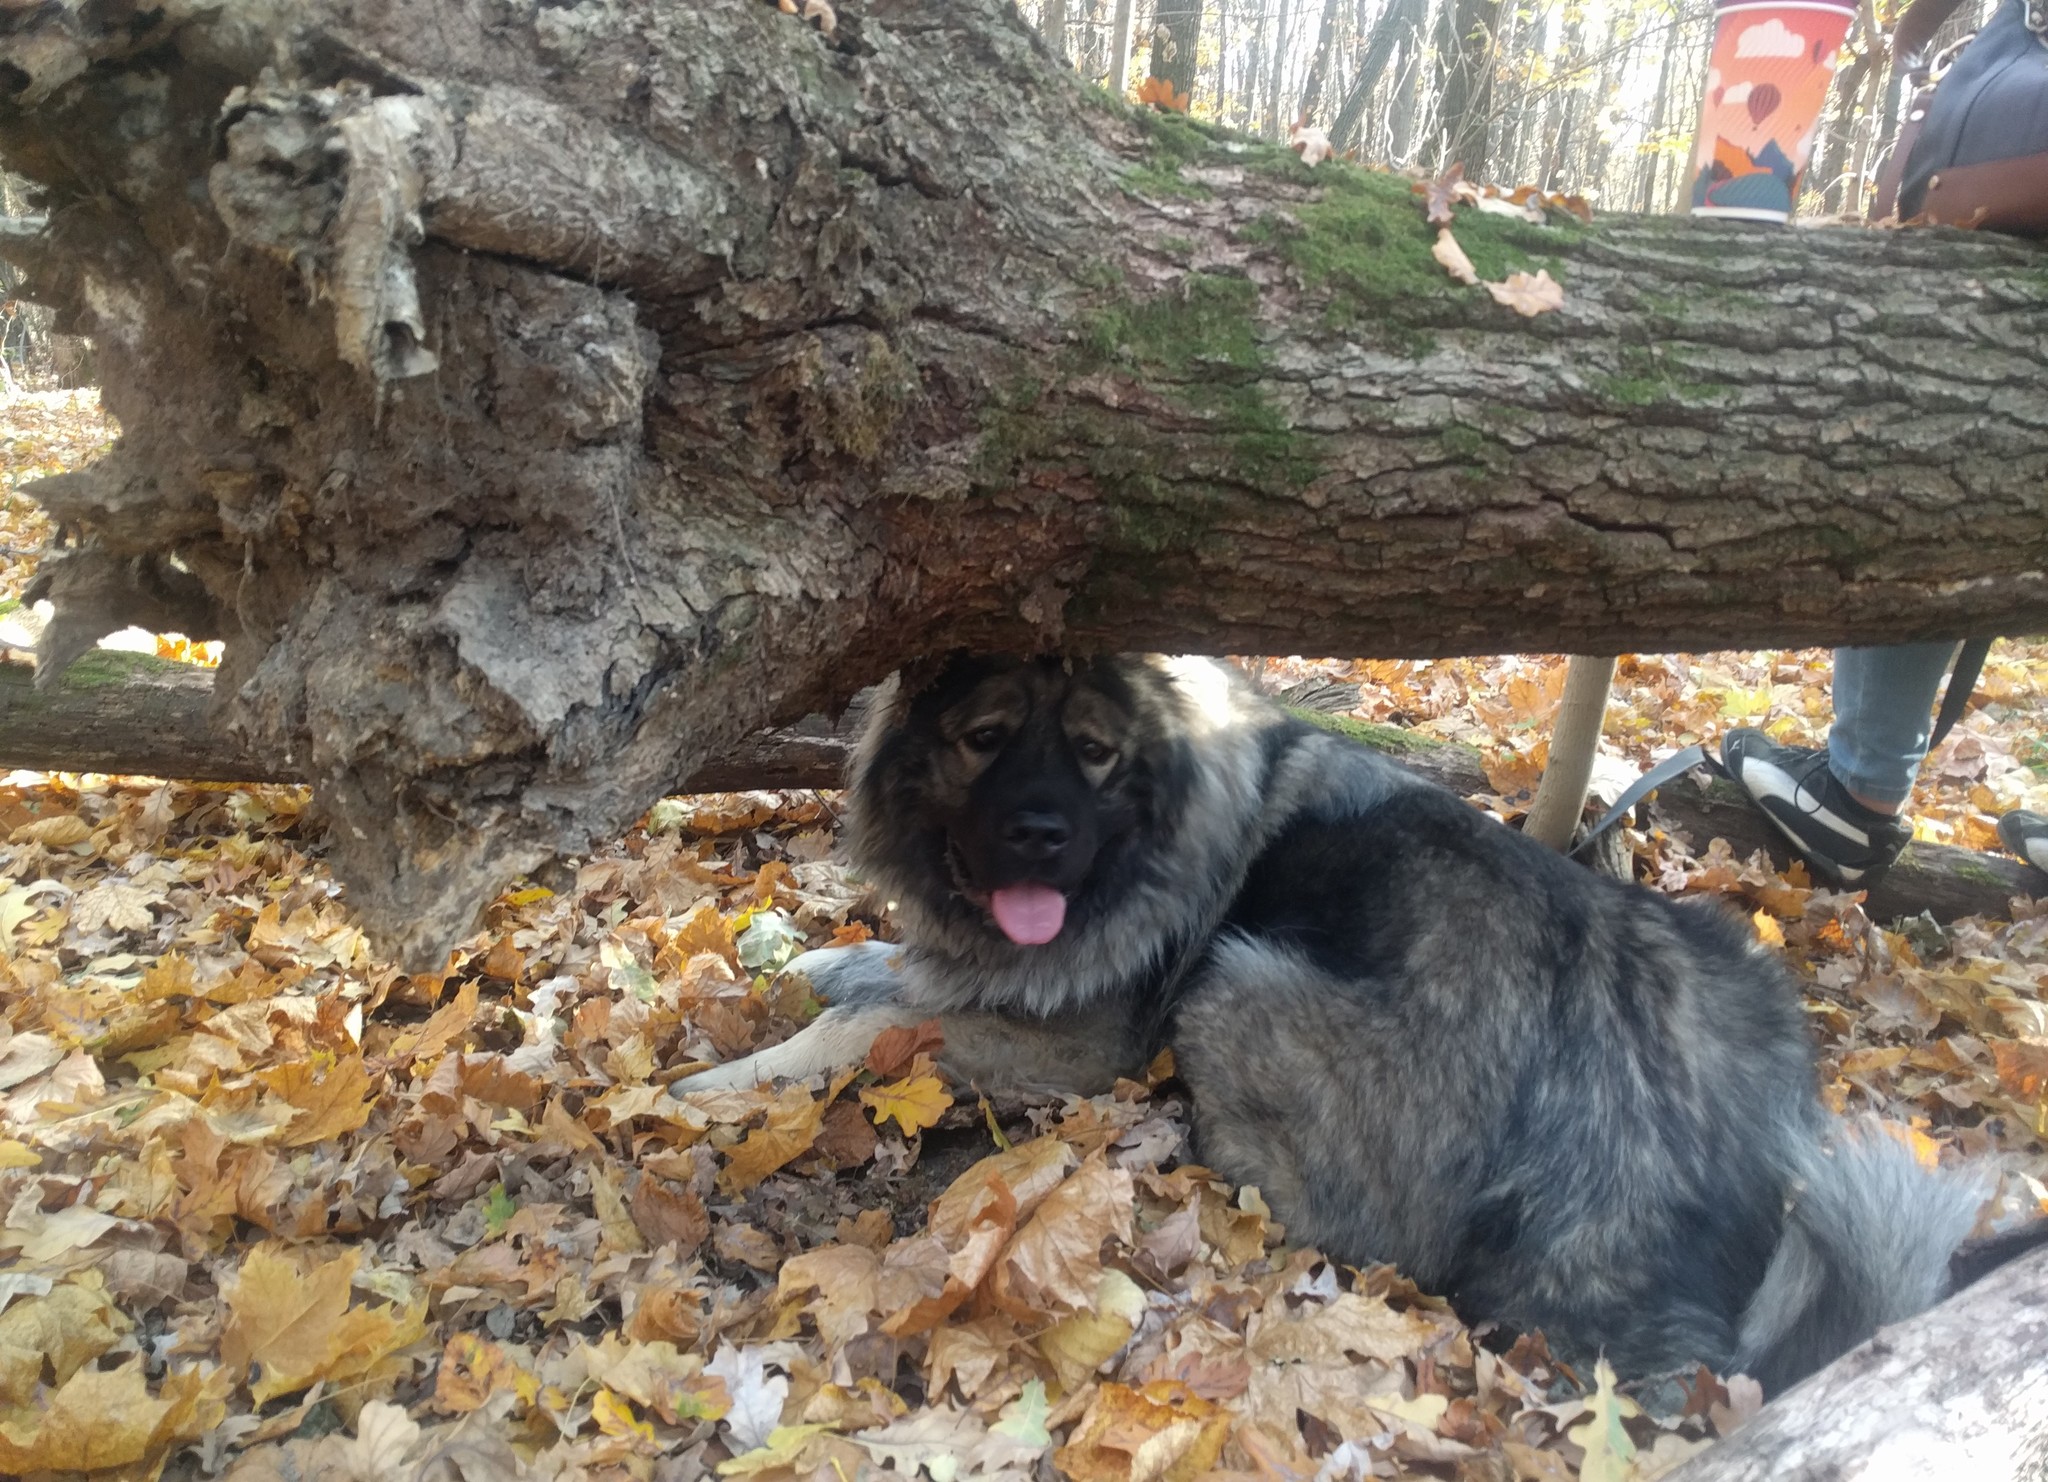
[718,1083,826,1195]
[257,1054,377,1146]
[591,1387,657,1446]
[221,1242,427,1403]
[0,1278,129,1405]
[389,977,479,1060]
[0,1358,225,1474]
[859,1073,953,1136]
[1054,1381,1229,1482]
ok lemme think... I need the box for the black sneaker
[1997,810,2048,876]
[1719,729,1912,887]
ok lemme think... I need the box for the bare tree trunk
[1043,0,1070,60]
[1149,0,1204,98]
[1428,0,1503,178]
[1637,20,1678,214]
[1389,42,1420,162]
[1265,0,1295,137]
[1330,0,1429,154]
[1667,1246,2048,1482]
[2,0,2044,965]
[1109,0,1137,92]
[1521,655,1615,850]
[1298,0,1347,122]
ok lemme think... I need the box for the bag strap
[1929,636,1992,751]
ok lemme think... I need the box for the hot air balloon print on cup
[1689,0,1858,222]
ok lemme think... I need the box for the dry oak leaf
[257,1054,377,1146]
[1415,161,1474,225]
[221,1242,428,1404]
[1134,75,1191,112]
[1433,228,1479,286]
[1289,122,1333,167]
[860,1070,953,1135]
[995,1152,1135,1316]
[8,813,90,846]
[0,1357,227,1475]
[1054,1380,1232,1482]
[718,1081,828,1195]
[389,977,481,1060]
[1486,269,1565,317]
[629,1174,710,1253]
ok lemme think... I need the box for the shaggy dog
[676,654,1998,1390]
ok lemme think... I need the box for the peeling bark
[1667,1245,2048,1482]
[0,0,2043,962]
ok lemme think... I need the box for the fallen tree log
[1667,1244,2048,1482]
[8,657,2034,923]
[2,0,2044,963]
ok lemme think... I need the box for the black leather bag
[1875,0,2048,233]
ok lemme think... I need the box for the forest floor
[2,390,2045,1481]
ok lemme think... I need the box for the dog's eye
[963,726,1007,753]
[1074,737,1116,767]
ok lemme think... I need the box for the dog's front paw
[670,1056,768,1095]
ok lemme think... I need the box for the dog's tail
[1733,1125,1987,1393]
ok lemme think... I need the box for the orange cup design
[1689,2,1857,222]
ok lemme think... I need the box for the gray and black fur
[676,654,2008,1392]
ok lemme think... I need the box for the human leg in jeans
[1721,643,1957,886]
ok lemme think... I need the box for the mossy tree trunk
[1,0,2045,965]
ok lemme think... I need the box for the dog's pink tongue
[990,884,1067,945]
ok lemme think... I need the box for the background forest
[1018,0,1990,216]
[1,1,2045,1476]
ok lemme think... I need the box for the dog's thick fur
[675,655,1993,1390]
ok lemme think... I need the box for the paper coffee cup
[1689,0,1858,223]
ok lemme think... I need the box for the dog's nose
[1002,810,1071,860]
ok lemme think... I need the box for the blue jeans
[1829,643,1961,808]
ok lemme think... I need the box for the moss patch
[1589,344,1732,409]
[1290,707,1467,760]
[1267,166,1575,328]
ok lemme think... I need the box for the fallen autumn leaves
[2,764,2046,1482]
[4,398,2048,1480]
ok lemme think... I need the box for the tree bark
[1150,0,1204,99]
[1298,0,1347,123]
[1667,1245,2048,1482]
[1108,0,1137,94]
[1328,0,1428,154]
[1041,0,1069,60]
[1428,0,1503,179]
[1264,0,1294,138]
[0,0,2044,964]
[1521,654,1614,849]
[7,657,2037,925]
